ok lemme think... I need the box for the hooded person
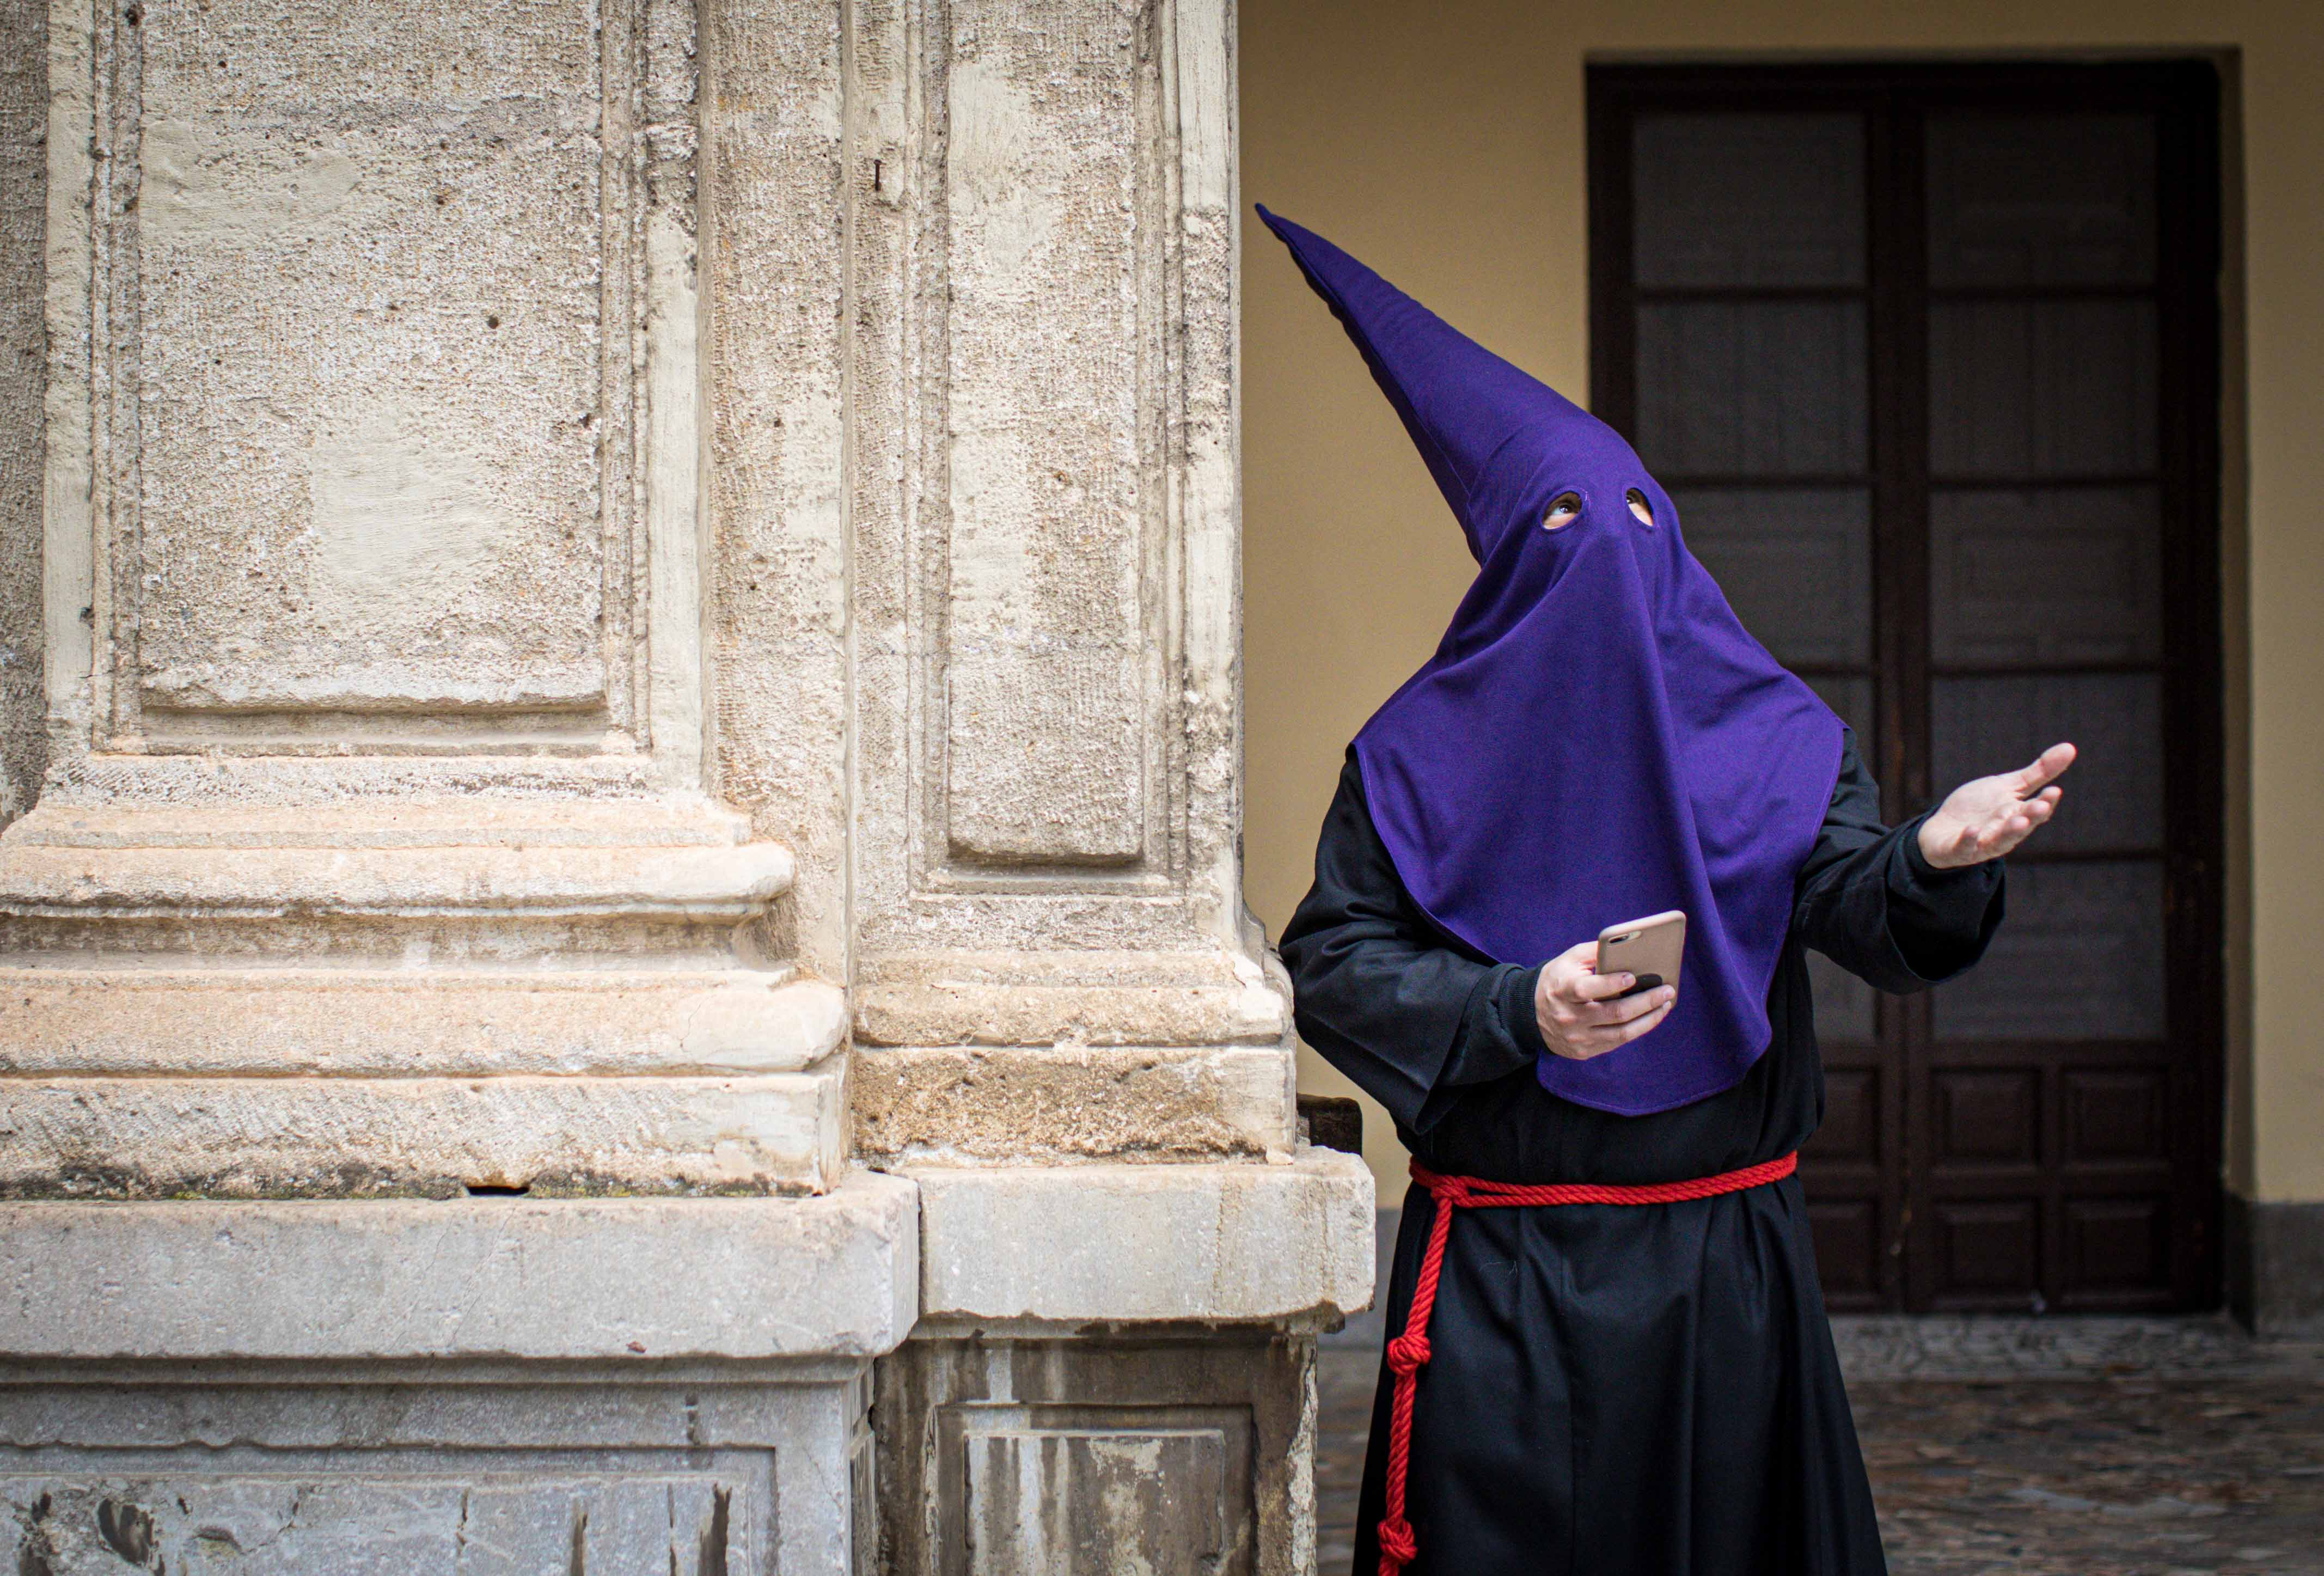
[1264,206,2074,1576]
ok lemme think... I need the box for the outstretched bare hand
[1917,742,2076,870]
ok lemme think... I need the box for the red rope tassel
[1372,1150,1799,1576]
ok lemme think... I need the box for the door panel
[1675,487,1875,666]
[1636,302,1871,475]
[1927,486,2163,664]
[1927,300,2159,477]
[1932,860,2168,1040]
[1634,111,1867,288]
[1923,113,2157,290]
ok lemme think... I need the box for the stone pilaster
[835,0,1288,1166]
[804,1,1373,1567]
[3,0,852,1198]
[0,0,901,1566]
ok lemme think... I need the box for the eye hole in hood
[1626,488,1655,527]
[1544,492,1582,531]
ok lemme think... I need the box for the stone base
[909,1151,1374,1324]
[0,1179,915,1571]
[0,1358,875,1574]
[0,1066,849,1200]
[852,1043,1295,1164]
[875,1330,1317,1576]
[0,1156,1372,1572]
[2227,1191,2324,1337]
[872,1152,1371,1575]
[0,798,846,1197]
[0,1175,917,1361]
[1319,1207,1401,1352]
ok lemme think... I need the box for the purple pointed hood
[1261,206,1844,1115]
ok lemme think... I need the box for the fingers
[1930,769,2071,869]
[1967,821,2020,860]
[1561,992,1677,1059]
[1616,994,1677,1044]
[2013,741,2077,794]
[1544,942,1637,1006]
[1568,968,1641,1004]
[1980,785,2064,854]
[1545,984,1677,1058]
[1980,795,2060,856]
[1589,984,1672,1027]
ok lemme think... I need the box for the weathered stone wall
[0,0,42,824]
[0,0,1371,1567]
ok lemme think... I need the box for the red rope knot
[1384,1330,1432,1375]
[1376,1515,1418,1569]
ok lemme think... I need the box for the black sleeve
[1793,729,2006,994]
[1277,754,1544,1137]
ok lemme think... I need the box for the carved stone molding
[0,1368,876,1573]
[45,0,705,782]
[877,1331,1318,1576]
[847,0,1244,948]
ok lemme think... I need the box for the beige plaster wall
[1241,0,2321,1202]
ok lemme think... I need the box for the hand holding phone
[1596,910,1686,999]
[1533,914,1684,1061]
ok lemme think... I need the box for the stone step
[852,946,1294,1047]
[0,800,840,1199]
[0,798,798,965]
[0,969,846,1076]
[0,1171,918,1360]
[0,1068,847,1199]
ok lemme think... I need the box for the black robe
[1279,731,2004,1576]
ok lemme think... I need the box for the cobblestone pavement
[1314,1349,2324,1575]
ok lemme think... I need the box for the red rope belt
[1373,1151,1799,1576]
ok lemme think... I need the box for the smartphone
[1597,911,1686,999]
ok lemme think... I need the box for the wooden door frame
[1586,60,2226,1312]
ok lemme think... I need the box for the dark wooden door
[1588,63,2223,1313]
